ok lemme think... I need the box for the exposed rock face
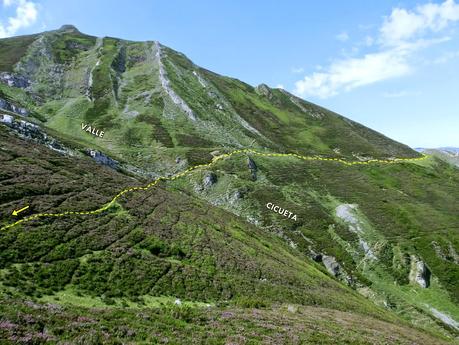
[154,41,196,121]
[321,255,352,284]
[307,247,323,262]
[203,172,217,188]
[228,189,246,205]
[86,149,119,170]
[58,24,80,33]
[0,72,30,89]
[0,98,29,116]
[15,35,65,99]
[0,114,13,125]
[409,255,430,288]
[247,157,257,180]
[336,204,362,233]
[335,204,377,260]
[429,306,459,331]
[255,84,273,99]
[322,255,341,277]
[431,241,459,264]
[0,114,69,154]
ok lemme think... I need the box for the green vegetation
[0,34,37,72]
[0,26,457,343]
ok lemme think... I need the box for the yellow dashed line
[0,150,428,231]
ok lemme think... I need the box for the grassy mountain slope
[0,120,454,344]
[0,26,458,343]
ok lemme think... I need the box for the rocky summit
[0,26,458,344]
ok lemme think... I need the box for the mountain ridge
[0,26,458,344]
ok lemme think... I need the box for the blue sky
[1,0,458,147]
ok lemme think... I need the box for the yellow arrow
[12,205,29,216]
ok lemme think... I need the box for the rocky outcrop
[0,72,30,89]
[322,255,341,277]
[228,189,246,205]
[154,41,196,121]
[58,24,80,33]
[255,84,273,99]
[279,89,326,118]
[321,255,353,285]
[0,114,69,154]
[86,149,119,170]
[307,247,323,262]
[247,157,257,181]
[335,204,378,260]
[203,172,217,189]
[0,98,29,116]
[112,45,127,74]
[429,306,459,331]
[432,241,459,264]
[409,255,430,288]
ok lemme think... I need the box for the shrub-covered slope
[0,26,458,343]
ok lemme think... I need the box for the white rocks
[335,204,378,261]
[0,114,13,124]
[192,70,207,88]
[409,255,430,288]
[322,255,341,277]
[359,239,377,260]
[0,72,30,88]
[154,41,196,121]
[322,255,353,285]
[2,117,72,156]
[429,306,459,331]
[203,172,218,188]
[335,204,362,233]
[0,98,29,116]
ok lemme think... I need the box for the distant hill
[416,147,459,167]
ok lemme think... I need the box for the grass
[0,34,38,72]
[0,29,458,342]
[0,298,453,344]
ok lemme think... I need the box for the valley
[0,24,458,344]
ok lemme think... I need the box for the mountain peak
[58,24,80,33]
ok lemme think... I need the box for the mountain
[0,26,458,344]
[416,148,459,167]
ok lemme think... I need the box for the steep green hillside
[0,26,458,343]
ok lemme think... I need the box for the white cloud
[291,67,304,74]
[380,0,459,46]
[0,0,38,38]
[275,84,285,89]
[294,0,459,99]
[295,49,412,98]
[336,31,349,42]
